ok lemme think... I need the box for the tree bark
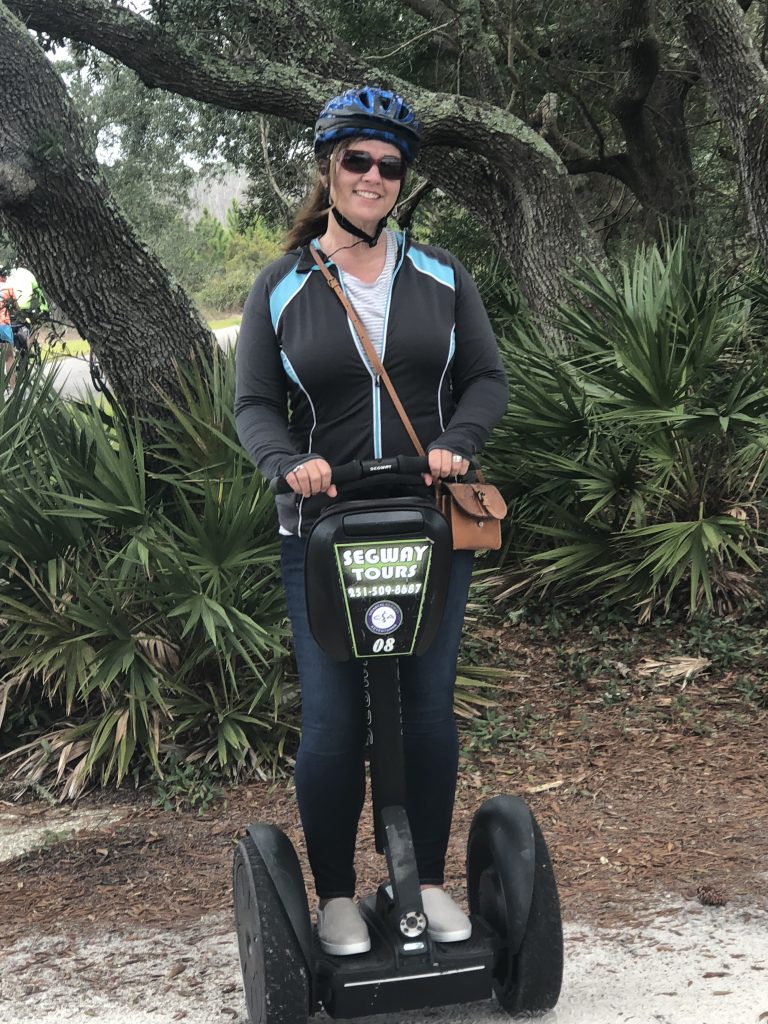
[673,0,768,266]
[509,8,696,232]
[611,0,696,227]
[0,3,214,418]
[6,0,607,322]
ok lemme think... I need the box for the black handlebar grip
[269,460,360,495]
[396,455,431,476]
[269,455,435,494]
[269,476,293,495]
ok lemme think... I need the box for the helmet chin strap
[331,207,388,247]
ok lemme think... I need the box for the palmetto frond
[0,351,294,797]
[489,233,768,617]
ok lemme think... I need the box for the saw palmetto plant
[0,351,296,797]
[483,234,768,618]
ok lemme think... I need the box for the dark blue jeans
[281,535,474,899]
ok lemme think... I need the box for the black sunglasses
[339,150,406,181]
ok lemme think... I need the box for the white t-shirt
[338,229,397,363]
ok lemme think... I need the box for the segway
[233,456,563,1021]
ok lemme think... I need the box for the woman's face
[329,139,404,233]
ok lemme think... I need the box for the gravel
[1,904,766,1024]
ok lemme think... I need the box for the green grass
[45,339,90,360]
[209,317,241,330]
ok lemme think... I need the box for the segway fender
[245,824,315,979]
[467,795,536,955]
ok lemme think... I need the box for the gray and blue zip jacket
[235,232,508,536]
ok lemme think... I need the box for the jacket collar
[294,229,410,273]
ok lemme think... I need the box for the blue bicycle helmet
[314,86,422,163]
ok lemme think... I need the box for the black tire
[233,833,310,1024]
[468,800,563,1016]
[26,336,40,366]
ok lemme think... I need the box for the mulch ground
[2,619,766,944]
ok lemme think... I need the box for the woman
[235,86,508,956]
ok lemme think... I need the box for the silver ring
[452,454,463,463]
[291,464,305,474]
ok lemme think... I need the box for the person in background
[7,266,48,319]
[0,265,19,389]
[235,86,508,956]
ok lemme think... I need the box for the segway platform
[315,904,496,1018]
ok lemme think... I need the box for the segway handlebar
[269,456,431,495]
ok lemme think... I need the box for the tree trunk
[610,0,696,230]
[673,0,768,267]
[0,3,214,417]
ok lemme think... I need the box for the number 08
[372,637,396,653]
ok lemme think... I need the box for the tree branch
[451,0,507,104]
[394,179,435,229]
[6,0,555,165]
[530,93,594,163]
[363,18,459,62]
[613,0,661,125]
[258,117,292,215]
[6,0,607,318]
[6,0,356,117]
[0,0,214,417]
[511,35,607,159]
[401,0,457,33]
[397,0,460,52]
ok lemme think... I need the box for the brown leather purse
[311,248,507,551]
[435,476,507,551]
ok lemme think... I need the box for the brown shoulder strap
[311,247,425,457]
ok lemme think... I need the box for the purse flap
[443,482,507,519]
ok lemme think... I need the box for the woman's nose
[362,163,382,183]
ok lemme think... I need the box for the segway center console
[233,457,563,1022]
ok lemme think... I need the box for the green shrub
[0,351,297,798]
[153,204,282,316]
[484,234,768,617]
[193,263,261,313]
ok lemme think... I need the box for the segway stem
[363,657,406,854]
[364,656,427,940]
[379,805,425,936]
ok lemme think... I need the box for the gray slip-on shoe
[421,887,472,942]
[317,897,371,956]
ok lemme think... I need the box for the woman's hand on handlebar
[284,458,338,498]
[424,448,470,486]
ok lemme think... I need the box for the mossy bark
[0,3,214,418]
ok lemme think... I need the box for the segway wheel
[467,796,563,1015]
[233,832,310,1024]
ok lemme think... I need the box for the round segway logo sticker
[365,601,403,635]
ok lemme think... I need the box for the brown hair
[283,178,331,252]
[283,142,343,252]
